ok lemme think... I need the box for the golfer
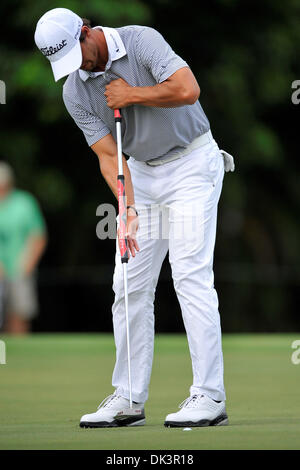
[34,8,234,428]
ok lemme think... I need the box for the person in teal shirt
[0,162,47,334]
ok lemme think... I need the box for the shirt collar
[78,27,126,82]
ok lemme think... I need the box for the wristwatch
[126,205,139,216]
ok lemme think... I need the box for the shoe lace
[179,394,203,409]
[97,393,121,410]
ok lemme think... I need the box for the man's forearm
[22,235,47,275]
[104,67,200,109]
[128,81,197,108]
[100,155,135,208]
[97,145,139,258]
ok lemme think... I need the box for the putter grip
[117,175,129,263]
[114,109,122,122]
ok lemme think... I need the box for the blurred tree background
[0,0,299,332]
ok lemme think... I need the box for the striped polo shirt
[63,25,210,162]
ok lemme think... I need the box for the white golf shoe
[80,392,145,428]
[164,394,229,428]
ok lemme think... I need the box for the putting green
[0,333,299,450]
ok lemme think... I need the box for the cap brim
[51,40,82,82]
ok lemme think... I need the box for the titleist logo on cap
[40,39,67,57]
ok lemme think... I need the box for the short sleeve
[63,92,111,146]
[136,27,189,84]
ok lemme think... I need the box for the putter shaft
[115,109,133,409]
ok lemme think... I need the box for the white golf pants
[111,136,226,404]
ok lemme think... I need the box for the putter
[114,109,133,409]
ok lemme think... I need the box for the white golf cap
[34,8,83,82]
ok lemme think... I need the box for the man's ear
[80,26,90,41]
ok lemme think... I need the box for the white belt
[146,130,214,166]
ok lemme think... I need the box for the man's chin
[80,63,95,72]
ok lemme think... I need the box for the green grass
[0,333,299,450]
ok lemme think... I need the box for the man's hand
[118,209,140,259]
[104,78,132,109]
[126,211,140,258]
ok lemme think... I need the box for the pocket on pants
[203,143,224,186]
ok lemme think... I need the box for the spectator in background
[0,162,47,334]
